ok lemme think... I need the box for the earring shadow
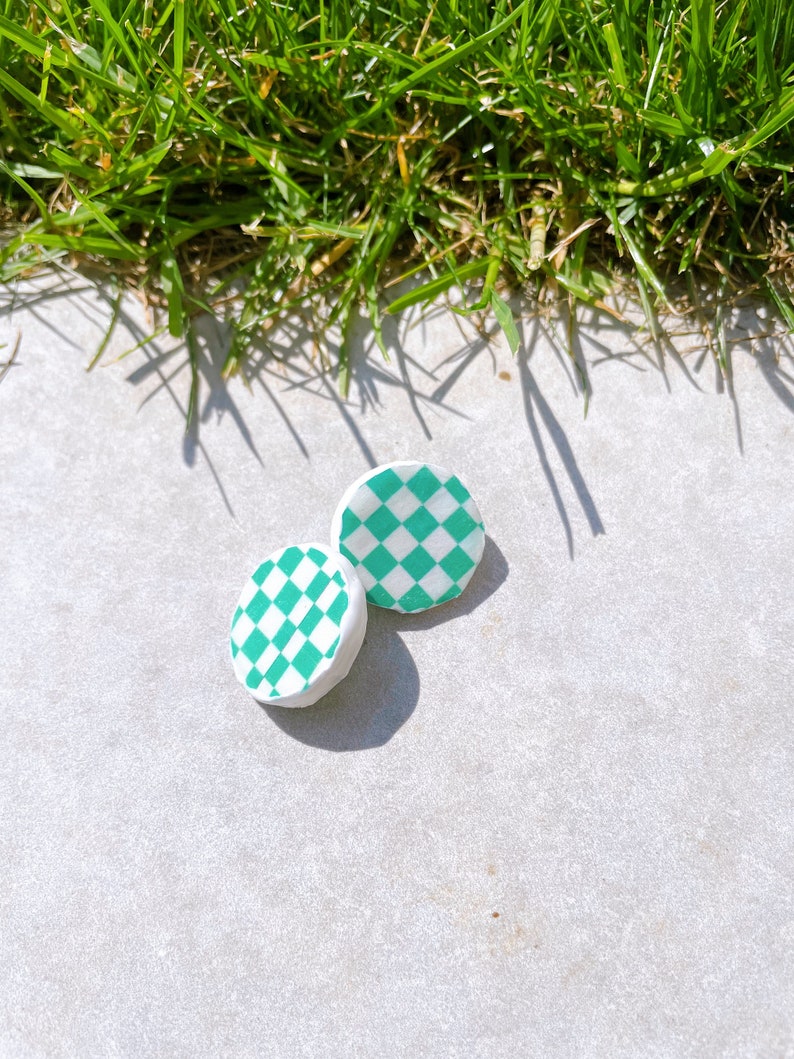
[260,608,419,751]
[260,537,507,748]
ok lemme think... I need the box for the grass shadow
[517,316,606,559]
[5,271,794,544]
[753,335,794,413]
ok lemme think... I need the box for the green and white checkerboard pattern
[334,463,485,613]
[230,545,349,700]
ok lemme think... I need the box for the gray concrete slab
[1,276,793,1058]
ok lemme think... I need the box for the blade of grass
[490,289,520,354]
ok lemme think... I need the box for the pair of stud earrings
[230,460,486,708]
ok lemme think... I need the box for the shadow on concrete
[262,535,506,749]
[252,334,379,468]
[0,276,249,511]
[517,317,605,559]
[225,300,475,469]
[261,607,418,751]
[682,297,745,453]
[122,322,240,517]
[754,336,794,414]
[6,271,794,554]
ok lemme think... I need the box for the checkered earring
[230,462,485,709]
[330,461,485,613]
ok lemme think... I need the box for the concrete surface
[1,276,793,1058]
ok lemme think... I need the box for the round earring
[230,462,486,708]
[230,542,367,708]
[330,461,485,613]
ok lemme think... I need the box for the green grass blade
[490,290,520,354]
[386,260,492,315]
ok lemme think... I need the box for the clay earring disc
[230,543,367,707]
[330,461,485,614]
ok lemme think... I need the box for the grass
[1,0,794,410]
